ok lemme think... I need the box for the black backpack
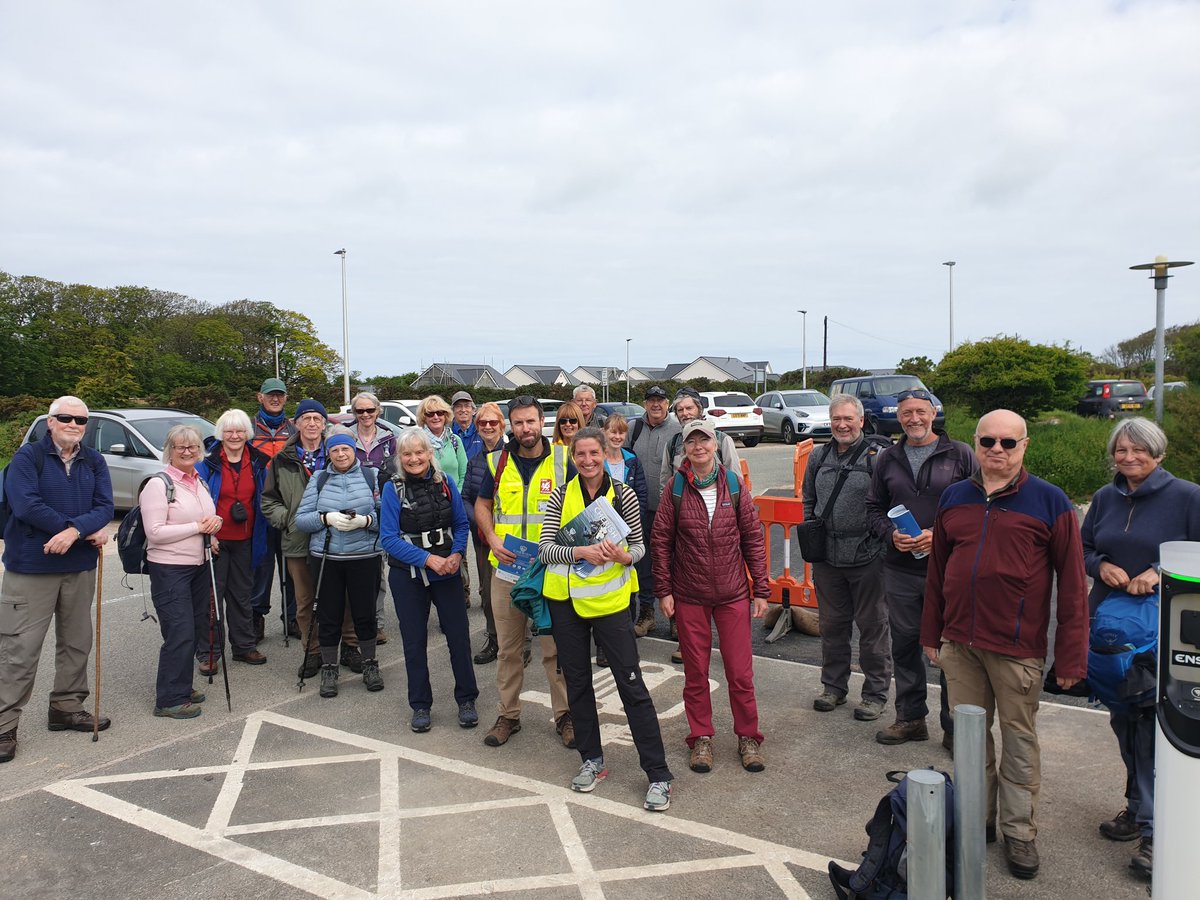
[117,472,176,574]
[828,769,956,899]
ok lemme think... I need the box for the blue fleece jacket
[2,435,114,574]
[1081,464,1200,612]
[452,422,484,460]
[379,471,469,582]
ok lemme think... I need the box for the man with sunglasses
[921,409,1088,881]
[1,396,114,763]
[866,388,976,750]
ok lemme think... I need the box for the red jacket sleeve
[650,484,677,598]
[1049,508,1090,679]
[920,507,951,648]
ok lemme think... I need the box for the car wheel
[781,420,795,445]
[742,436,760,448]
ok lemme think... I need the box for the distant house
[672,356,777,384]
[504,365,579,388]
[410,363,516,390]
[570,365,625,385]
[624,367,658,384]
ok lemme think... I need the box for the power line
[825,317,943,354]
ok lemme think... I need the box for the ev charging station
[1155,541,1200,897]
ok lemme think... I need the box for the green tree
[896,356,936,378]
[75,345,141,406]
[929,336,1089,418]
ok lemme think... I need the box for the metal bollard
[954,704,988,899]
[907,769,947,899]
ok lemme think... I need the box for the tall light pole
[625,338,632,403]
[797,309,808,388]
[1130,255,1193,423]
[334,249,350,406]
[942,261,956,352]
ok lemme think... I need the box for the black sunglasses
[52,414,89,425]
[977,435,1024,450]
[353,407,378,415]
[558,417,579,426]
[896,389,934,403]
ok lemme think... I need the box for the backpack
[669,467,741,517]
[116,472,176,574]
[828,769,956,900]
[1088,589,1158,712]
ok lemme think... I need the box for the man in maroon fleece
[921,409,1088,882]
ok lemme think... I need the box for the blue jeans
[389,567,478,711]
[149,562,209,708]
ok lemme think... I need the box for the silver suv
[24,408,215,511]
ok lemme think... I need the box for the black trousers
[311,556,378,652]
[548,597,673,784]
[884,565,952,732]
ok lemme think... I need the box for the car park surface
[23,408,215,510]
[755,389,831,444]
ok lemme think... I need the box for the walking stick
[203,536,233,711]
[93,551,104,742]
[278,543,289,647]
[297,528,332,692]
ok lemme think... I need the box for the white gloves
[323,511,371,532]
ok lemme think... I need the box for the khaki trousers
[491,572,567,722]
[288,556,357,653]
[0,569,97,732]
[940,641,1044,841]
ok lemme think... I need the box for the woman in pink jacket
[651,419,770,775]
[141,425,222,719]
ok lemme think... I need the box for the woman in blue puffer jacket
[296,431,382,698]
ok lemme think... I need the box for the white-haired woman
[142,425,222,719]
[380,428,478,733]
[417,395,468,489]
[1081,416,1200,877]
[195,409,271,669]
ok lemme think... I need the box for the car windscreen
[1112,383,1146,397]
[781,392,830,407]
[871,376,925,395]
[133,416,215,450]
[713,393,754,407]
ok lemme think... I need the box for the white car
[755,389,832,444]
[338,401,416,428]
[696,391,763,447]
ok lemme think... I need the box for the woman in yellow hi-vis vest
[538,426,674,812]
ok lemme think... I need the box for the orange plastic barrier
[740,458,752,493]
[752,494,818,609]
[793,438,815,497]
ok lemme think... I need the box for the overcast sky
[3,1,1197,380]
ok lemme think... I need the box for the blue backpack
[1088,589,1158,712]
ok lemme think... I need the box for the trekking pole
[203,535,233,711]
[92,551,104,742]
[278,543,289,647]
[297,528,332,691]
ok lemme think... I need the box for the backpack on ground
[1088,588,1158,712]
[669,467,740,517]
[828,769,956,900]
[117,472,176,574]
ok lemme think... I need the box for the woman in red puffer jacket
[651,419,770,777]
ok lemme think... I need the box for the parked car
[1147,381,1188,401]
[828,374,945,436]
[23,408,216,511]
[596,402,645,420]
[341,401,417,428]
[1076,380,1150,418]
[538,398,564,438]
[755,390,831,444]
[695,391,763,447]
[328,414,408,440]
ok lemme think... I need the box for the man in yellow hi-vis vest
[475,397,573,749]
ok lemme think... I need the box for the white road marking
[47,711,834,898]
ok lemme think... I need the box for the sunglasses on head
[897,389,934,403]
[977,435,1024,450]
[52,414,89,425]
[558,417,579,426]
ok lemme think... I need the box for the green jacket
[261,432,319,558]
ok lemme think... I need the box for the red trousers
[675,597,763,747]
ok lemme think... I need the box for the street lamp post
[334,249,350,406]
[942,261,956,352]
[625,338,632,403]
[1130,255,1194,423]
[797,309,808,388]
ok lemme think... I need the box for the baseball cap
[681,419,717,441]
[260,377,287,394]
[450,390,474,405]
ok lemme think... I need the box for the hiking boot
[340,644,364,674]
[634,606,656,637]
[671,645,684,664]
[362,658,384,692]
[253,613,265,643]
[689,736,714,773]
[875,718,930,745]
[0,728,16,763]
[48,709,111,732]
[287,619,302,640]
[153,703,202,720]
[298,653,321,679]
[595,645,608,667]
[232,649,267,665]
[458,701,479,728]
[644,781,672,812]
[410,708,432,733]
[375,629,388,645]
[198,658,219,678]
[1130,835,1153,877]
[1004,837,1039,879]
[484,716,521,746]
[813,691,847,712]
[854,699,886,722]
[738,736,765,772]
[190,690,206,704]
[473,634,498,665]
[556,713,577,749]
[570,757,608,792]
[319,664,339,698]
[1100,808,1141,842]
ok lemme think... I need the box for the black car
[1076,380,1149,418]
